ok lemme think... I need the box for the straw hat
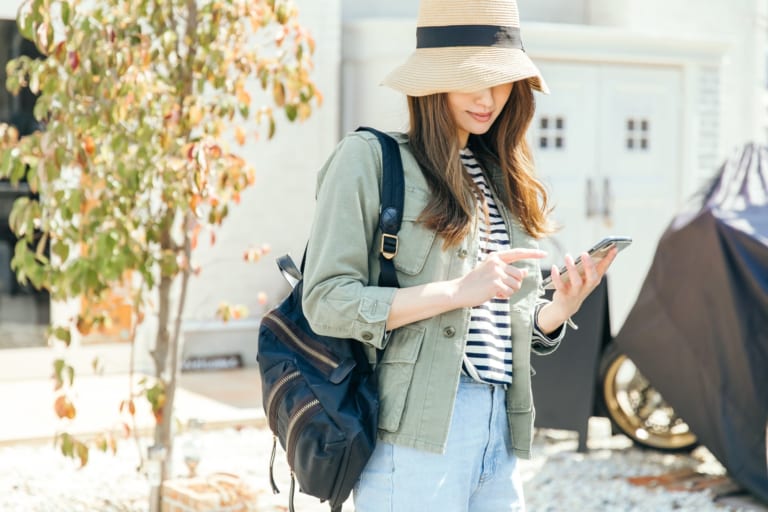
[382,0,549,96]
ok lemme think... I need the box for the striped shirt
[459,148,568,385]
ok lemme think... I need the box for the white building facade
[342,0,768,333]
[0,0,766,375]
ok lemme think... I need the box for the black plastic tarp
[614,143,768,504]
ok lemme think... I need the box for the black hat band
[416,25,524,50]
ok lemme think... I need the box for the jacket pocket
[392,188,436,276]
[376,323,425,432]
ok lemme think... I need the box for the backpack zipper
[266,372,311,497]
[285,398,322,468]
[263,312,340,373]
[266,370,301,433]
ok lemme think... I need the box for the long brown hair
[407,81,553,247]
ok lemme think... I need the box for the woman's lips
[469,112,492,122]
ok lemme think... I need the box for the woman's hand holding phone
[536,247,618,334]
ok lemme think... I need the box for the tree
[0,0,319,508]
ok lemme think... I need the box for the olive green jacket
[302,130,560,459]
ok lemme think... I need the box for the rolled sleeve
[302,133,396,349]
[531,299,576,355]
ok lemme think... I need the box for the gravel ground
[0,422,763,512]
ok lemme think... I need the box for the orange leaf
[298,103,311,121]
[76,315,93,336]
[75,441,89,466]
[189,105,203,126]
[54,395,76,419]
[83,136,95,156]
[235,126,246,146]
[237,89,251,106]
[208,145,222,158]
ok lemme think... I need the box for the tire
[599,342,698,452]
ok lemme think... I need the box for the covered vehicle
[613,143,768,503]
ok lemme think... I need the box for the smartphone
[541,236,632,290]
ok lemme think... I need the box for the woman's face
[447,83,514,147]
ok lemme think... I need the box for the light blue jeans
[353,375,526,512]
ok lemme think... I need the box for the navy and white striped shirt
[459,148,568,385]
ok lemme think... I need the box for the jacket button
[457,249,468,259]
[443,326,456,338]
[361,331,374,341]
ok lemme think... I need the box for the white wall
[342,0,588,24]
[0,2,21,20]
[184,0,342,323]
[518,0,588,24]
[341,0,417,21]
[589,0,766,160]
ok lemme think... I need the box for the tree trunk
[149,224,174,512]
[149,217,193,512]
[150,2,198,509]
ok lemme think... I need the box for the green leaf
[16,7,35,41]
[5,73,21,96]
[0,149,13,179]
[53,358,65,383]
[9,154,27,184]
[159,251,178,277]
[284,104,297,122]
[29,71,40,94]
[59,433,74,457]
[61,1,71,25]
[52,326,72,346]
[26,164,38,192]
[52,241,70,262]
[8,196,30,236]
[33,100,49,125]
[75,440,89,466]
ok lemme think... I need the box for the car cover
[613,143,768,504]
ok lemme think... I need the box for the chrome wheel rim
[603,354,697,450]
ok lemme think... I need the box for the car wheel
[599,342,698,451]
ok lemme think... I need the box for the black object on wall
[614,143,768,505]
[0,19,49,342]
[531,277,610,453]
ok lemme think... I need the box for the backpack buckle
[380,234,398,260]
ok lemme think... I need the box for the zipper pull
[289,470,296,512]
[269,435,280,494]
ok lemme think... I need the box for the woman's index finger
[496,248,547,263]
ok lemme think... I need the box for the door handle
[602,177,613,227]
[586,178,598,218]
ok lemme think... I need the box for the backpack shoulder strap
[355,126,404,289]
[282,128,405,290]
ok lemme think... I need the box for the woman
[302,0,617,510]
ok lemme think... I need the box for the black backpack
[257,127,404,512]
